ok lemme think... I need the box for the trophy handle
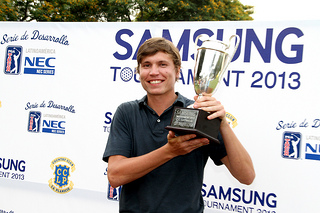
[194,34,204,51]
[221,35,240,78]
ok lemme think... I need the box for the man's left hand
[193,94,226,121]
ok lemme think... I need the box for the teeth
[150,80,161,84]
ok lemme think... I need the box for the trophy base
[165,107,221,144]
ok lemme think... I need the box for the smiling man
[102,37,255,213]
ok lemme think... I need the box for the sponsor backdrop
[0,20,319,213]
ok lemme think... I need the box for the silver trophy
[193,34,240,98]
[166,35,240,143]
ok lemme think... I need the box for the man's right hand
[166,131,210,157]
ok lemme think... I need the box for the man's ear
[175,67,181,81]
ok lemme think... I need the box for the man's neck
[147,92,177,116]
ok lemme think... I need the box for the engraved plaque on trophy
[166,35,240,143]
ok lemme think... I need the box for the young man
[103,37,255,212]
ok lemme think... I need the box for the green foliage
[0,0,253,22]
[0,0,33,21]
[134,0,253,21]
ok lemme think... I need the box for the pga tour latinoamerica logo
[4,46,22,75]
[282,132,301,159]
[49,157,75,194]
[27,110,66,134]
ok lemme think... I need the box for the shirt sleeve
[208,132,227,165]
[102,103,133,162]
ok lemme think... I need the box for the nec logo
[24,56,56,75]
[282,132,301,159]
[305,141,320,161]
[4,46,22,75]
[42,119,66,134]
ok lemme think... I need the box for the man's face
[139,51,180,97]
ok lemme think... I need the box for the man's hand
[193,94,226,122]
[166,131,209,157]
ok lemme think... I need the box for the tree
[131,0,253,21]
[0,0,35,21]
[31,0,111,21]
[0,0,253,22]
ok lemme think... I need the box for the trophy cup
[165,34,240,143]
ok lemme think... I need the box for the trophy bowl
[194,34,240,98]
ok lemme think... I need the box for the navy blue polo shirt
[103,92,227,213]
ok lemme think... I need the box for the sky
[240,0,320,21]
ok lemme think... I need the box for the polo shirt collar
[138,92,186,108]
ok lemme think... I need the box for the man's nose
[150,65,160,75]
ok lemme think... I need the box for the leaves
[0,0,254,22]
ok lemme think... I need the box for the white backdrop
[0,20,319,213]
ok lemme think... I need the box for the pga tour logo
[282,132,301,159]
[105,167,121,201]
[107,183,121,201]
[4,46,22,75]
[28,111,41,133]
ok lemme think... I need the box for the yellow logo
[49,157,75,194]
[226,112,238,128]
